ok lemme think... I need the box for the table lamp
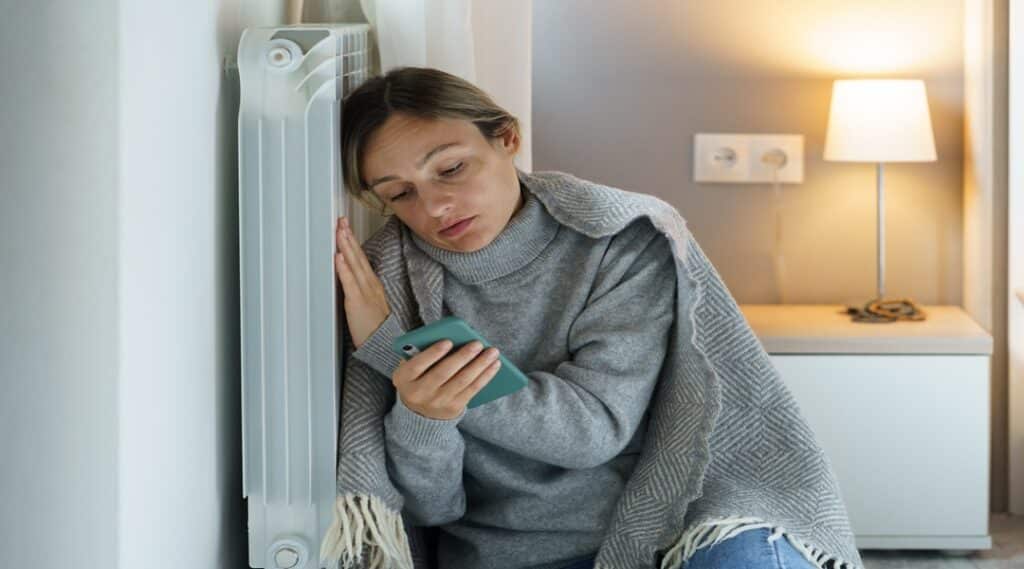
[823,79,937,323]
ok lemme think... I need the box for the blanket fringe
[319,492,414,569]
[658,516,860,569]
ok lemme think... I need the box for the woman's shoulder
[357,215,405,271]
[523,169,684,243]
[601,216,673,268]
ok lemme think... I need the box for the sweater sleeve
[351,311,407,379]
[350,310,468,525]
[384,394,468,526]
[458,219,677,470]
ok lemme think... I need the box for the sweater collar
[409,178,560,284]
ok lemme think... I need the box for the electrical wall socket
[694,133,804,184]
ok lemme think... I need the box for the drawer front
[770,354,990,538]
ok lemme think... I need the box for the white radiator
[237,23,373,569]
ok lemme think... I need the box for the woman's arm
[458,222,678,470]
[351,310,407,379]
[352,317,469,526]
[383,393,468,527]
[337,216,469,526]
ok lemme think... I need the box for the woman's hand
[393,339,502,420]
[335,215,391,350]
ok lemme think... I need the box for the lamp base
[845,297,928,323]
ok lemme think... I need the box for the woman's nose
[419,183,456,217]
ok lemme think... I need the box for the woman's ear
[499,128,520,156]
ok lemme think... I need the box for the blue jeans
[557,528,816,569]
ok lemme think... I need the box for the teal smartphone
[391,316,528,409]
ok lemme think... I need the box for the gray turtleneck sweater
[351,181,676,569]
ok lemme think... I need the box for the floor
[859,513,1024,569]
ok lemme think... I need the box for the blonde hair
[340,66,521,215]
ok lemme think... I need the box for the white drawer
[771,354,990,544]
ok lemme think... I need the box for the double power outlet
[693,133,804,184]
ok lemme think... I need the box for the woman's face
[361,113,523,253]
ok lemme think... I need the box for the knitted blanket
[320,169,864,569]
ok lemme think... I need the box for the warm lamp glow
[823,79,937,163]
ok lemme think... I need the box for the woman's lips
[440,216,475,237]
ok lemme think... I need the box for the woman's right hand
[392,339,502,420]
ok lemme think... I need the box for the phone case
[390,316,528,409]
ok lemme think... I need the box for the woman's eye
[441,162,464,177]
[388,186,413,201]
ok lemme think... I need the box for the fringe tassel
[658,516,861,569]
[319,493,414,569]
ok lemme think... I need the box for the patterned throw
[320,169,864,569]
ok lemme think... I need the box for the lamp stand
[877,162,886,300]
[846,163,927,323]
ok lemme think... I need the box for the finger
[454,358,501,405]
[419,341,486,391]
[334,253,359,294]
[341,218,376,279]
[441,347,500,400]
[336,218,354,262]
[336,222,369,291]
[402,339,456,383]
[337,220,374,293]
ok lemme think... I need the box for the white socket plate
[694,133,804,184]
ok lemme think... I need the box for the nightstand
[739,304,993,551]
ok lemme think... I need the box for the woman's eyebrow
[367,142,463,189]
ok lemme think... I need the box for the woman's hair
[340,66,521,215]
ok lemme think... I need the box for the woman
[332,67,821,569]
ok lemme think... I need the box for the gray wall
[1,1,120,566]
[533,0,964,306]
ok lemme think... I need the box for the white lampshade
[823,79,937,163]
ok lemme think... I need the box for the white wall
[117,0,247,567]
[1,0,248,567]
[1,1,120,566]
[964,0,1011,514]
[1007,0,1024,515]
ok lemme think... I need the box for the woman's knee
[681,527,816,569]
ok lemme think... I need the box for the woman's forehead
[372,115,476,150]
[363,115,482,174]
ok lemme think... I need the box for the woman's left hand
[335,216,392,350]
